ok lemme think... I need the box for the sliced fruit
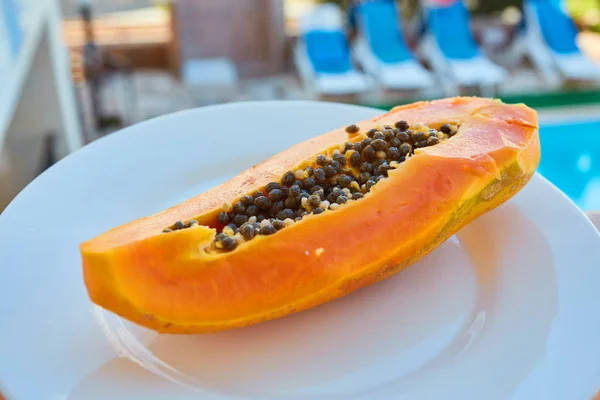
[81,97,540,334]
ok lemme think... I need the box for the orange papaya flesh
[81,97,540,334]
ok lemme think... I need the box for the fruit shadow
[67,239,474,400]
[144,239,476,398]
[67,203,558,400]
[382,203,559,400]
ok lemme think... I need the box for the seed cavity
[272,219,286,231]
[284,218,295,227]
[255,196,271,210]
[221,236,237,250]
[345,124,360,134]
[174,221,185,230]
[164,120,458,251]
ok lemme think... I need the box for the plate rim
[1,100,600,399]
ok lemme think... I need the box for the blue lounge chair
[294,4,372,97]
[418,0,506,95]
[351,0,434,90]
[518,0,600,85]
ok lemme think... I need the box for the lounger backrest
[426,1,480,60]
[356,1,413,63]
[300,4,353,74]
[304,31,353,74]
[529,0,580,54]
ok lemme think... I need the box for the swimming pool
[538,119,600,211]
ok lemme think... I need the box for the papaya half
[81,97,540,334]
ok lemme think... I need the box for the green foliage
[467,0,523,15]
[316,0,524,16]
[315,0,419,18]
[567,0,600,31]
[399,0,420,19]
[567,0,599,17]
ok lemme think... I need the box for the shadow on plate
[67,204,558,400]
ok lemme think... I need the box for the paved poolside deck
[99,70,600,124]
[2,67,600,213]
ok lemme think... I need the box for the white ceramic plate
[1,101,600,400]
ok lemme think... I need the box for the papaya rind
[81,98,540,334]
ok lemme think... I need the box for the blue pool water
[538,119,600,211]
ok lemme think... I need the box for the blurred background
[1,0,600,212]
